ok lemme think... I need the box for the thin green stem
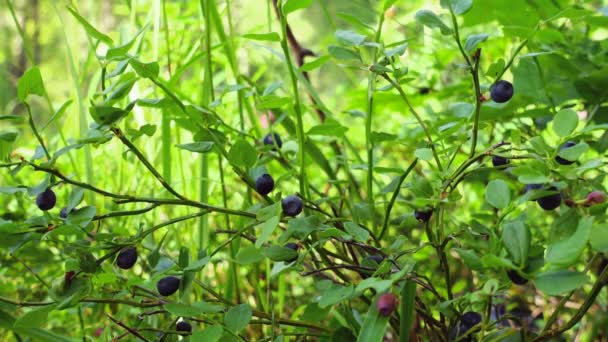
[365,12,386,225]
[277,1,308,204]
[381,74,443,172]
[24,103,51,160]
[379,159,418,240]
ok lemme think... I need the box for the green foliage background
[0,0,607,341]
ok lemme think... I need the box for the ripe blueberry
[176,321,192,335]
[365,255,384,265]
[537,187,561,211]
[490,80,514,103]
[451,311,482,341]
[263,133,282,148]
[116,247,138,270]
[255,174,275,196]
[59,207,69,218]
[554,141,577,165]
[376,293,397,317]
[284,242,299,262]
[282,195,303,217]
[414,209,433,222]
[156,276,180,296]
[36,188,56,211]
[507,269,528,285]
[492,156,509,167]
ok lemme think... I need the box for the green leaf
[384,43,408,58]
[356,293,390,342]
[399,281,416,342]
[105,25,147,60]
[415,10,453,35]
[300,55,331,72]
[282,0,313,15]
[17,67,45,102]
[319,285,354,308]
[176,141,214,153]
[328,45,361,61]
[235,246,264,264]
[534,270,588,296]
[65,206,96,228]
[546,217,592,267]
[511,166,551,184]
[129,59,159,79]
[178,247,190,269]
[192,326,222,342]
[66,6,113,45]
[464,34,489,53]
[184,256,210,272]
[307,122,349,137]
[440,0,473,15]
[485,179,511,209]
[552,109,579,137]
[262,245,298,262]
[589,224,608,253]
[453,248,483,270]
[414,148,433,161]
[335,30,366,46]
[192,301,224,314]
[13,305,57,329]
[501,221,530,267]
[344,221,369,243]
[228,139,257,169]
[88,104,134,126]
[257,95,290,109]
[486,58,505,78]
[242,32,280,42]
[256,216,280,248]
[557,142,588,162]
[224,304,252,333]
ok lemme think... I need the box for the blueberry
[490,80,514,103]
[156,276,180,296]
[376,293,397,317]
[492,156,509,167]
[414,209,433,222]
[282,195,303,217]
[537,187,561,211]
[176,321,192,335]
[284,242,299,262]
[461,312,482,328]
[116,247,138,270]
[255,174,275,196]
[451,311,482,341]
[59,207,69,218]
[36,188,56,211]
[365,255,384,265]
[507,269,528,285]
[554,141,577,165]
[263,133,282,148]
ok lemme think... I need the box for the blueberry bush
[1,0,607,341]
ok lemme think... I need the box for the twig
[106,314,150,341]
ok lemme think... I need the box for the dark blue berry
[116,247,138,270]
[554,141,577,165]
[263,133,282,148]
[36,189,56,211]
[507,269,528,285]
[176,321,192,335]
[414,209,433,222]
[255,174,275,196]
[157,276,180,296]
[492,156,509,167]
[490,80,514,103]
[282,195,303,217]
